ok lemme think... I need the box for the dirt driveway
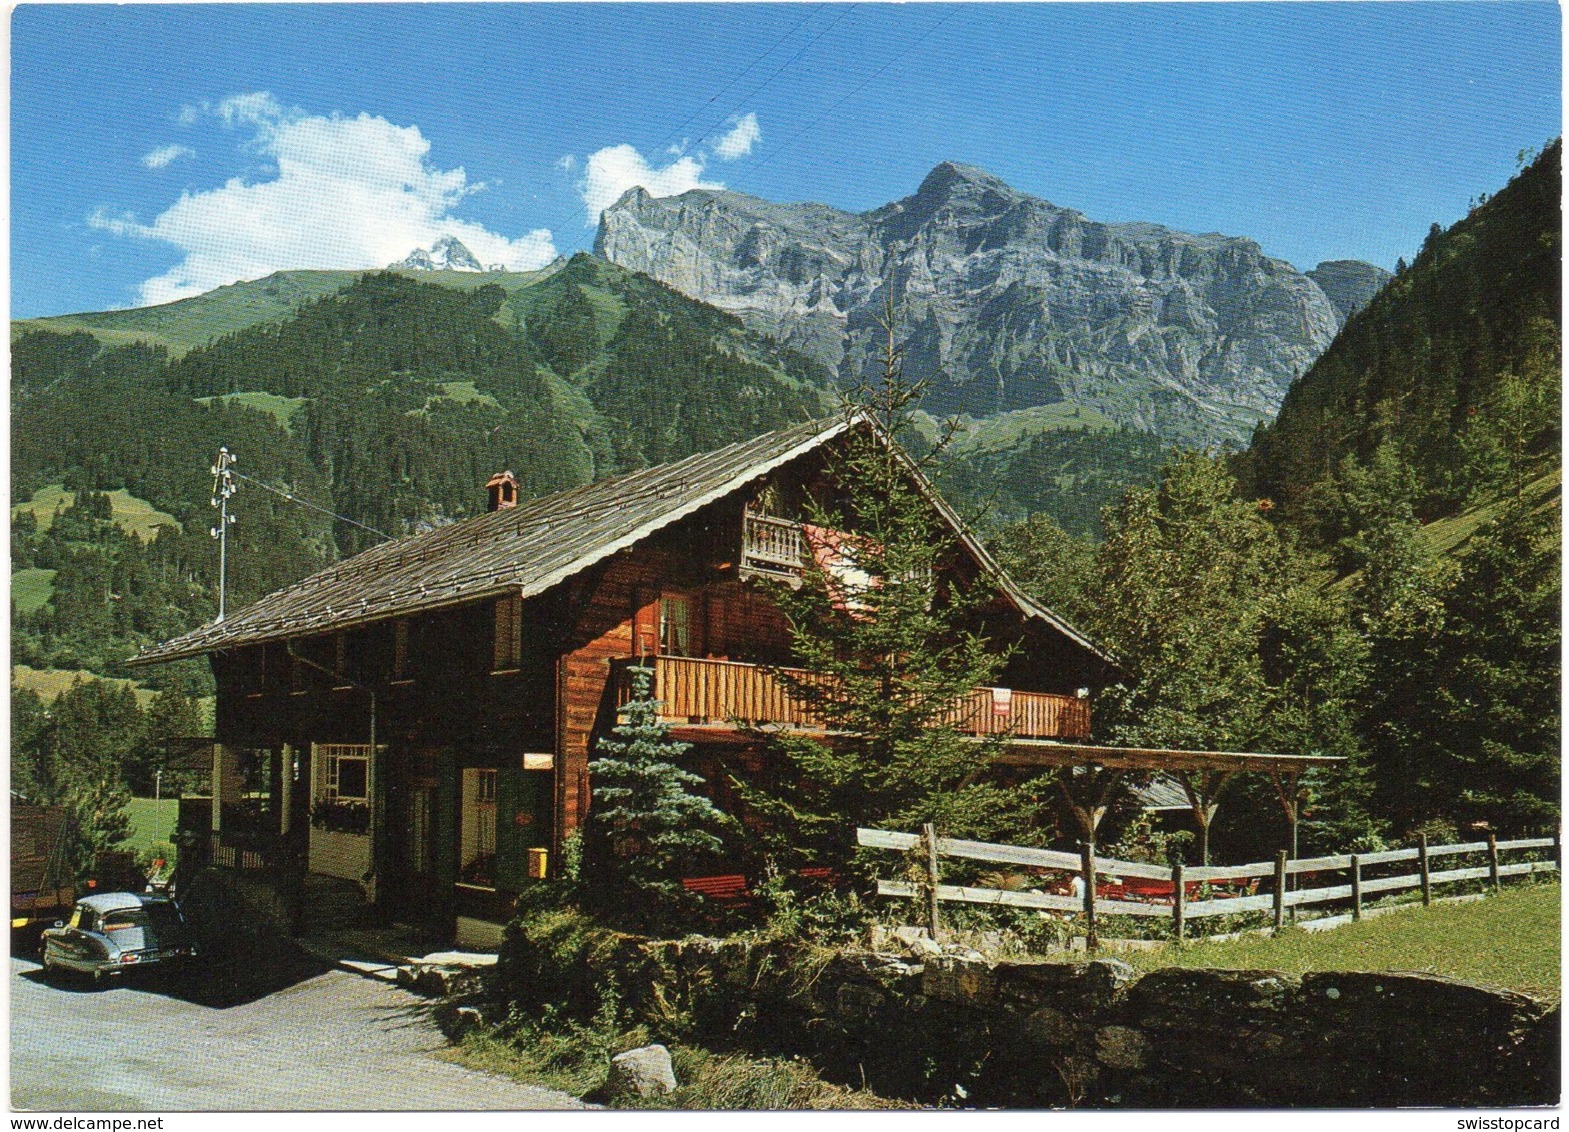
[10,955,586,1111]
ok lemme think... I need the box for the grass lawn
[11,664,157,708]
[194,391,307,432]
[448,1028,904,1110]
[14,484,181,540]
[948,402,1119,452]
[1416,467,1559,557]
[125,798,179,854]
[12,568,57,614]
[1121,880,1560,1002]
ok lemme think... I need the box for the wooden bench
[681,866,836,903]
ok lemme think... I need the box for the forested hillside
[1244,141,1560,523]
[14,141,1558,859]
[11,257,832,689]
[994,144,1561,851]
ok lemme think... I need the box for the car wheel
[39,954,56,983]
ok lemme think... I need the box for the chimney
[486,470,519,512]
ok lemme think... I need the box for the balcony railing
[615,655,1091,741]
[741,509,805,577]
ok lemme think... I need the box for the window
[325,751,369,801]
[803,525,875,614]
[493,596,523,671]
[477,769,499,864]
[660,595,692,656]
[460,768,499,889]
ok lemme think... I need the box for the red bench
[681,866,836,903]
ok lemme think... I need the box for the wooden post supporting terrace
[993,741,1343,876]
[1174,769,1236,866]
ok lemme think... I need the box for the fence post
[1273,850,1287,932]
[922,822,942,942]
[1350,854,1362,921]
[1171,861,1185,944]
[1418,832,1432,906]
[1554,825,1561,875]
[1487,831,1501,894]
[1081,840,1098,952]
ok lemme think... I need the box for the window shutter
[493,596,522,670]
[393,620,410,678]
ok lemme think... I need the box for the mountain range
[597,161,1390,445]
[13,162,1401,563]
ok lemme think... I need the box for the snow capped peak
[392,236,489,272]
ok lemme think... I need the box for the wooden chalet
[130,413,1331,943]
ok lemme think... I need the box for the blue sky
[12,2,1561,317]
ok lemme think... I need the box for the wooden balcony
[740,508,806,580]
[614,655,1091,741]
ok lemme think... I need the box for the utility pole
[210,447,238,622]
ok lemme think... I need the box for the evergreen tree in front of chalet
[740,305,1045,885]
[586,666,727,932]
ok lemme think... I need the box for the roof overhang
[127,417,854,666]
[127,411,1116,673]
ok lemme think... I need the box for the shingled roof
[129,413,1112,667]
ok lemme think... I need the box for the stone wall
[498,926,1559,1108]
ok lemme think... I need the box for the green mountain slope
[1244,142,1560,524]
[1235,144,1561,837]
[12,263,566,358]
[11,256,833,682]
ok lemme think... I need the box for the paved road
[10,956,587,1111]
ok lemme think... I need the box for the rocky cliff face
[1307,259,1395,323]
[596,163,1389,444]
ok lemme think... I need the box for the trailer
[12,804,75,930]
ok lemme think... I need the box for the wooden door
[397,774,441,904]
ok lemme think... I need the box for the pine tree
[132,679,207,795]
[12,679,138,881]
[1091,451,1380,860]
[586,666,727,931]
[739,305,1046,881]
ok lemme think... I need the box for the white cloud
[713,113,760,161]
[142,144,195,170]
[94,92,557,306]
[579,144,718,226]
[556,154,576,172]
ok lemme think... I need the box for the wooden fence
[859,826,1559,946]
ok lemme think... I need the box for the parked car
[40,893,196,986]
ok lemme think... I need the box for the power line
[649,3,827,157]
[753,7,955,173]
[682,4,859,160]
[231,469,394,541]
